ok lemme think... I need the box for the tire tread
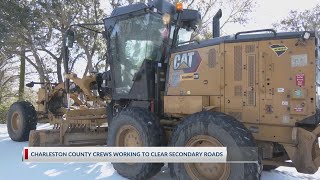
[169,111,262,180]
[7,101,37,141]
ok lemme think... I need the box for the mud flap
[282,126,320,174]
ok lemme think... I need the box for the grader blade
[28,106,109,147]
[29,129,60,147]
[29,127,107,147]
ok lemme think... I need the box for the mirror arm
[76,24,103,34]
[172,11,182,48]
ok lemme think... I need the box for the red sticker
[296,74,305,86]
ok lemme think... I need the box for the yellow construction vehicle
[6,0,320,179]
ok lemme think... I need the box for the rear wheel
[170,111,261,180]
[185,135,230,179]
[7,101,37,141]
[107,107,165,180]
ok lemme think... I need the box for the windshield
[109,13,165,95]
[170,26,193,45]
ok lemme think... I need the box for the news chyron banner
[22,147,228,163]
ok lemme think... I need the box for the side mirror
[65,29,75,48]
[175,9,201,30]
[26,81,34,88]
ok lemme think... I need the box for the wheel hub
[11,112,22,132]
[184,135,230,180]
[116,125,143,147]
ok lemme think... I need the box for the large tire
[169,111,261,180]
[106,101,114,125]
[107,107,165,180]
[263,165,277,171]
[7,101,37,141]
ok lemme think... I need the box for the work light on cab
[302,31,311,40]
[176,2,183,11]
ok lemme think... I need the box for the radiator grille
[247,91,255,106]
[234,85,242,96]
[245,45,255,53]
[247,55,256,106]
[248,55,255,87]
[208,48,217,68]
[234,46,242,81]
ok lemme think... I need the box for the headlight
[162,13,171,25]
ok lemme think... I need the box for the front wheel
[107,107,165,180]
[169,111,261,180]
[7,101,37,141]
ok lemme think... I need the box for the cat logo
[173,51,201,73]
[270,44,288,57]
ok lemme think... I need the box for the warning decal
[294,107,303,112]
[296,73,305,86]
[270,44,288,57]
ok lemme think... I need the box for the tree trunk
[31,49,46,84]
[18,49,25,101]
[56,58,63,83]
[83,48,93,77]
[83,63,89,77]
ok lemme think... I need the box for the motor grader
[6,0,320,179]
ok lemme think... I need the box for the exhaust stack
[213,9,222,38]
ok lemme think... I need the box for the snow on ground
[0,124,320,180]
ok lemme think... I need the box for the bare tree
[0,55,19,103]
[273,4,320,32]
[33,0,105,82]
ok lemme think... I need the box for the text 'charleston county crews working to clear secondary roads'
[30,151,224,157]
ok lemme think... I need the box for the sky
[223,0,320,34]
[101,0,320,35]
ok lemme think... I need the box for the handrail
[235,29,277,39]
